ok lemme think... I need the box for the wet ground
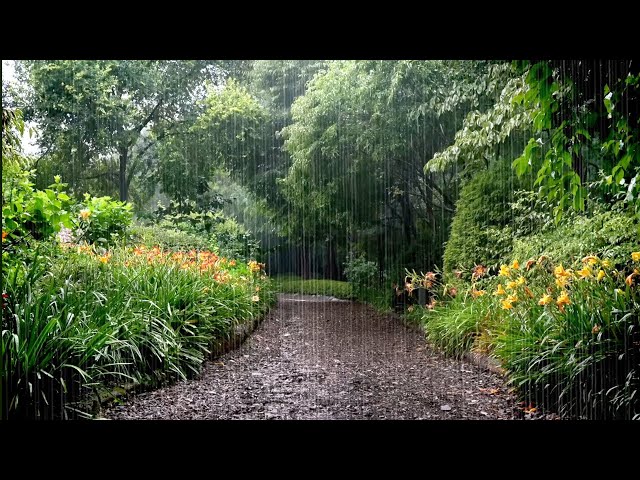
[106,294,521,420]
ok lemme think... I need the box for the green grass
[416,295,494,359]
[274,275,354,299]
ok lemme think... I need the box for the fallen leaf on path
[479,387,500,395]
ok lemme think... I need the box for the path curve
[106,294,520,420]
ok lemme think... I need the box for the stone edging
[91,310,269,418]
[210,312,265,358]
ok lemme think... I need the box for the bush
[75,194,133,246]
[443,159,531,278]
[511,202,639,268]
[344,253,381,302]
[210,215,259,260]
[2,170,74,243]
[132,224,212,251]
[152,204,259,261]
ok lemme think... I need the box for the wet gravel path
[106,294,521,420]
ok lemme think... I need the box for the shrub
[210,215,259,260]
[443,159,531,278]
[132,224,212,251]
[344,253,381,302]
[75,194,133,246]
[153,204,259,261]
[511,202,639,268]
[2,170,74,243]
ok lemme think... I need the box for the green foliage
[2,107,30,169]
[492,253,640,419]
[275,276,353,299]
[2,169,74,244]
[189,79,268,187]
[2,243,275,419]
[426,63,532,175]
[247,60,326,126]
[512,61,640,221]
[22,60,220,201]
[443,159,530,277]
[75,194,133,246]
[344,253,380,301]
[152,201,259,261]
[282,60,479,275]
[506,189,554,238]
[1,245,114,418]
[417,294,494,358]
[511,202,639,267]
[132,224,212,251]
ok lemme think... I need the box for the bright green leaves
[513,138,541,177]
[514,61,640,222]
[524,62,558,132]
[603,84,613,117]
[2,168,74,242]
[425,65,532,175]
[75,195,133,245]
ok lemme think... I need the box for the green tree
[282,60,501,278]
[153,79,267,209]
[21,60,221,202]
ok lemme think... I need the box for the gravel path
[106,294,521,420]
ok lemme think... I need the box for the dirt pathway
[106,294,520,419]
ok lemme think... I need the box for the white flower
[57,226,75,244]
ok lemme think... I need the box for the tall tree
[20,60,221,202]
[282,60,501,275]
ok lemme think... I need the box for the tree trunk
[401,191,415,244]
[119,148,128,202]
[324,237,339,280]
[300,246,311,280]
[377,231,385,285]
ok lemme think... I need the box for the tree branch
[134,99,163,136]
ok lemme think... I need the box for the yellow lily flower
[577,266,592,279]
[499,265,511,277]
[538,294,553,306]
[501,299,514,310]
[581,255,599,266]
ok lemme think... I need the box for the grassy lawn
[274,275,354,299]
